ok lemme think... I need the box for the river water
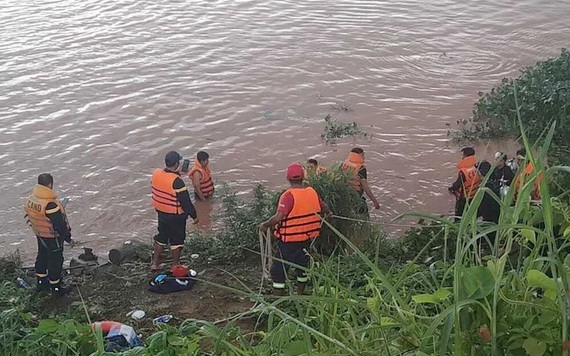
[1,0,568,261]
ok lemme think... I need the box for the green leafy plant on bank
[187,183,278,262]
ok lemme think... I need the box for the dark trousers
[153,212,187,248]
[35,236,64,284]
[454,197,466,219]
[357,196,369,217]
[271,239,310,287]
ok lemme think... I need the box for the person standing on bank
[189,151,214,201]
[492,152,515,196]
[259,163,331,295]
[513,148,542,201]
[341,147,381,214]
[24,173,74,296]
[448,147,481,218]
[151,151,199,271]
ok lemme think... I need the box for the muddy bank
[27,253,263,336]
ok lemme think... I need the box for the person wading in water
[341,147,381,215]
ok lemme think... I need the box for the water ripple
[1,0,569,258]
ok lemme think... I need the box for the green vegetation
[321,114,370,144]
[187,183,278,263]
[452,49,570,193]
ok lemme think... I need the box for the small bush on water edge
[321,114,370,144]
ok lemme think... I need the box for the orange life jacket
[457,156,481,199]
[151,169,185,214]
[513,162,542,200]
[342,152,364,192]
[24,185,69,238]
[189,162,214,198]
[275,187,322,242]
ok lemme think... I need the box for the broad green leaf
[412,294,438,304]
[412,288,451,304]
[520,229,536,244]
[433,288,452,300]
[564,225,570,239]
[527,269,558,299]
[487,260,499,278]
[366,296,380,313]
[459,266,495,300]
[522,338,546,356]
[38,319,59,333]
[282,340,310,356]
[167,335,187,346]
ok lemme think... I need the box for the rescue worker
[24,173,74,296]
[513,148,542,200]
[151,151,199,271]
[448,147,481,218]
[492,152,515,196]
[477,161,501,224]
[189,151,214,201]
[259,163,331,295]
[476,161,501,251]
[307,159,327,175]
[341,147,381,214]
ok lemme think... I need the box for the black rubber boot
[50,283,71,297]
[35,277,50,292]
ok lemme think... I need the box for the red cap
[286,163,304,180]
[171,264,189,278]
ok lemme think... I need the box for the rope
[259,228,273,282]
[330,214,444,229]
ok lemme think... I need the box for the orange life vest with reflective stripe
[342,153,365,193]
[456,156,481,199]
[513,162,542,200]
[460,166,481,198]
[189,163,214,198]
[151,169,185,214]
[24,185,69,239]
[275,187,322,242]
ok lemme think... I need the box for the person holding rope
[259,163,331,296]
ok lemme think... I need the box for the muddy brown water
[1,0,568,261]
